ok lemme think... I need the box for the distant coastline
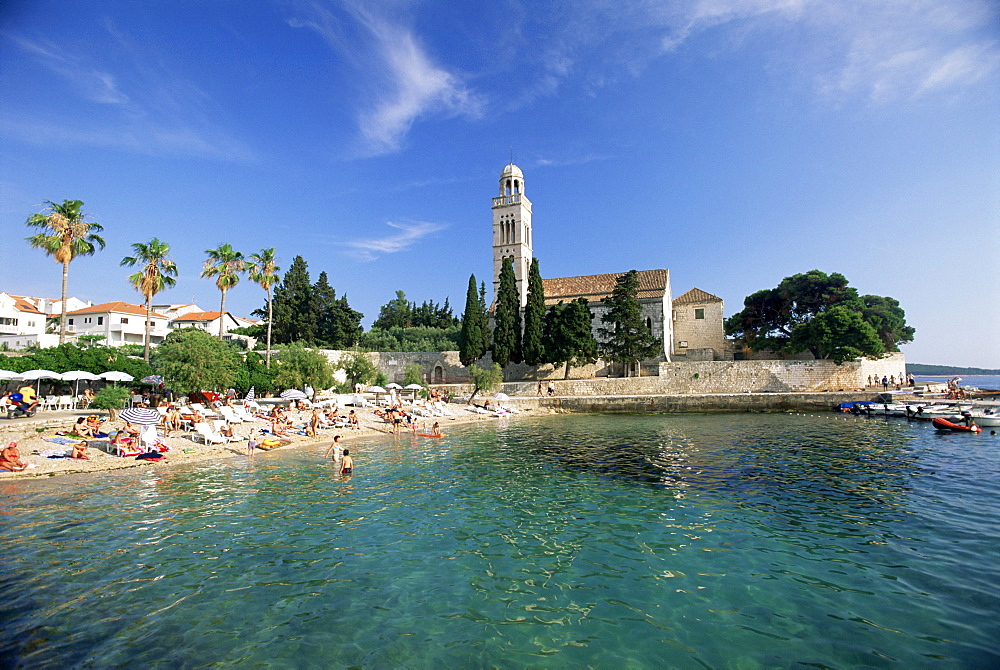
[907,364,1000,375]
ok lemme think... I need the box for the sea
[913,375,1000,392]
[1,412,997,668]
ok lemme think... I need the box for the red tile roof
[542,269,668,306]
[673,288,722,305]
[65,301,170,319]
[171,311,223,322]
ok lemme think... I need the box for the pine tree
[492,257,521,368]
[543,298,598,378]
[522,257,545,366]
[270,255,317,344]
[459,274,487,366]
[598,270,661,376]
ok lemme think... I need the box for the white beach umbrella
[19,369,62,380]
[280,389,308,400]
[493,392,511,402]
[403,383,424,390]
[0,370,22,381]
[101,371,135,382]
[61,370,102,395]
[385,382,403,389]
[365,386,386,394]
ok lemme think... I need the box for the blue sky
[1,0,998,368]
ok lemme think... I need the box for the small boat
[932,417,982,433]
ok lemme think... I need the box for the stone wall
[319,349,904,395]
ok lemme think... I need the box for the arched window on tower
[646,317,652,331]
[505,180,512,196]
[513,180,520,194]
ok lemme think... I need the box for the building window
[679,341,689,348]
[695,308,705,320]
[84,317,92,324]
[68,319,74,325]
[121,317,129,324]
[97,317,103,325]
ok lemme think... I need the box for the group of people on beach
[868,374,914,391]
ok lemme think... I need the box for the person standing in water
[340,448,353,475]
[324,435,343,461]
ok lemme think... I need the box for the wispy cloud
[287,1,483,156]
[343,220,447,261]
[2,23,254,162]
[512,0,999,105]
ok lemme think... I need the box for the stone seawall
[504,392,877,413]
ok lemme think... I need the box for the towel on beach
[40,449,71,458]
[43,436,79,445]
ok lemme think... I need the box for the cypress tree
[598,270,661,376]
[543,298,598,378]
[459,274,486,366]
[492,257,520,368]
[522,257,545,366]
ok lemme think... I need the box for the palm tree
[201,244,245,338]
[25,200,106,344]
[246,248,280,368]
[121,238,178,362]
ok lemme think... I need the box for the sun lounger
[194,423,229,444]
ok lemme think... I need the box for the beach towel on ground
[43,436,80,445]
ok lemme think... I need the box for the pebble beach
[0,402,517,480]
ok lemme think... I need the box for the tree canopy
[201,244,245,338]
[121,237,177,362]
[246,247,280,368]
[273,344,335,397]
[725,270,915,363]
[543,298,599,378]
[25,199,106,344]
[153,327,240,394]
[598,270,660,375]
[264,256,363,349]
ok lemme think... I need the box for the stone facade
[671,288,727,360]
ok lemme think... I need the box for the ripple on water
[1,413,998,667]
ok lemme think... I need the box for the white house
[63,301,171,347]
[0,293,92,349]
[168,311,258,347]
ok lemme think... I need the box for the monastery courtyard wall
[321,350,905,395]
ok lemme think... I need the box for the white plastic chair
[58,395,75,410]
[194,423,227,444]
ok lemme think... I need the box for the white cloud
[343,220,446,261]
[288,1,483,155]
[9,36,130,104]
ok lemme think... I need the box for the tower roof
[500,163,523,179]
[673,288,722,305]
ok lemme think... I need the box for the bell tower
[492,163,533,307]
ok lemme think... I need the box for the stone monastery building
[491,163,729,362]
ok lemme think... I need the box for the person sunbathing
[0,442,29,472]
[86,415,104,434]
[190,410,205,425]
[71,441,91,460]
[123,422,142,439]
[348,410,359,430]
[72,417,96,437]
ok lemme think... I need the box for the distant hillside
[907,364,1000,375]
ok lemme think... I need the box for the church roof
[673,288,722,305]
[542,269,668,306]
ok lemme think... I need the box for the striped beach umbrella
[245,386,255,402]
[280,389,307,400]
[119,407,161,426]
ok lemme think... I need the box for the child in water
[341,448,353,475]
[324,435,343,461]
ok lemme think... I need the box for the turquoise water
[1,413,998,668]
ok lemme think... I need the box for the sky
[1,0,998,368]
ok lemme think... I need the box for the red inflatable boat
[932,417,981,433]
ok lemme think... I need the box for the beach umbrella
[101,371,135,382]
[61,370,101,395]
[245,386,255,402]
[280,389,307,400]
[141,375,165,386]
[493,392,511,402]
[403,383,423,390]
[0,370,21,381]
[118,407,161,425]
[19,369,61,380]
[365,386,386,394]
[385,383,403,389]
